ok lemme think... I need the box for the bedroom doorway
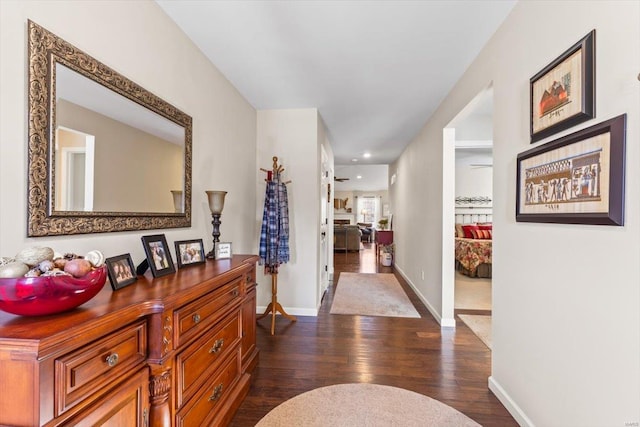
[441,85,494,337]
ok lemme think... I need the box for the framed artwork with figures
[517,114,625,225]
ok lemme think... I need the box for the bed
[455,237,492,278]
[454,211,492,278]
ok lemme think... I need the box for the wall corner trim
[488,376,534,427]
[394,265,454,328]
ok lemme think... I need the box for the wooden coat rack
[257,156,296,335]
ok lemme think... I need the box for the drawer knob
[208,383,224,402]
[192,313,201,324]
[232,289,239,297]
[105,353,119,367]
[209,338,224,354]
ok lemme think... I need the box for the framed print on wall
[516,114,626,225]
[141,234,176,277]
[530,30,595,143]
[174,239,205,268]
[106,254,137,290]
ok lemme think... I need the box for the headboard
[455,212,493,224]
[455,196,492,224]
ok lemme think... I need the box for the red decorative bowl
[0,266,107,316]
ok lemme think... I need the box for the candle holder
[205,191,227,259]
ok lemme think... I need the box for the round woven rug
[256,383,481,426]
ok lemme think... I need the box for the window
[357,196,380,225]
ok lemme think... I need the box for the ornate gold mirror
[27,20,192,236]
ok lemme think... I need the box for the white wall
[455,150,493,199]
[255,108,323,315]
[454,115,493,141]
[390,1,639,425]
[0,2,256,269]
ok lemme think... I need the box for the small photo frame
[174,239,206,268]
[517,114,626,225]
[141,234,176,277]
[106,254,137,290]
[530,30,595,143]
[215,242,232,260]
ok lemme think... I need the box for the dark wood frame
[106,253,137,290]
[517,114,626,225]
[174,239,206,268]
[141,234,175,277]
[530,30,595,143]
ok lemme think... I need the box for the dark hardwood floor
[230,242,516,426]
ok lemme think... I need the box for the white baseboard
[440,317,456,328]
[256,306,318,317]
[488,376,534,427]
[394,265,455,328]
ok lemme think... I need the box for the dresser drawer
[176,348,242,427]
[55,319,147,415]
[175,310,241,407]
[174,277,241,347]
[241,266,256,294]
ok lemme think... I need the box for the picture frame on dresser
[174,239,205,268]
[141,234,176,277]
[530,30,595,143]
[215,242,233,260]
[106,253,137,290]
[517,114,626,225]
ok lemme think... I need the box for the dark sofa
[357,222,373,242]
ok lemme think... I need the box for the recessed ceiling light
[363,153,371,158]
[351,158,358,162]
[356,175,362,179]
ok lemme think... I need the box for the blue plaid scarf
[259,177,290,274]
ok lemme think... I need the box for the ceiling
[334,164,389,192]
[157,0,515,166]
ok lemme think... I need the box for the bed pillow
[474,229,492,239]
[455,223,465,238]
[461,224,479,239]
[477,223,492,239]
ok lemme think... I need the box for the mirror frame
[27,20,192,236]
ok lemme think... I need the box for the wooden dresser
[0,254,259,427]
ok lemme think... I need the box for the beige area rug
[455,272,492,310]
[256,383,481,427]
[330,273,420,318]
[458,314,492,349]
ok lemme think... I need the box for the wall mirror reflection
[27,20,192,236]
[55,63,185,213]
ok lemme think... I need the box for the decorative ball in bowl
[0,266,107,316]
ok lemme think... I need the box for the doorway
[319,146,331,303]
[55,127,95,211]
[441,85,494,328]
